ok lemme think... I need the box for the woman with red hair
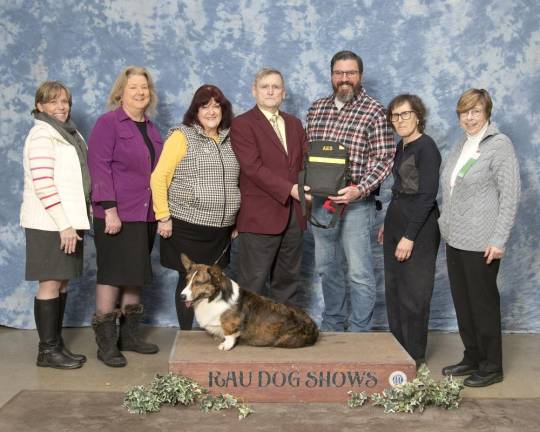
[150,85,240,329]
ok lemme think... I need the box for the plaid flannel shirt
[306,87,395,197]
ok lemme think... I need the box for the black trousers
[446,245,502,373]
[383,203,440,361]
[236,206,302,306]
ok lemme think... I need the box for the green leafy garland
[123,373,253,419]
[348,365,464,413]
[124,366,463,418]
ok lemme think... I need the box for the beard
[333,81,361,103]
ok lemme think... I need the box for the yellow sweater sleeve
[150,130,188,219]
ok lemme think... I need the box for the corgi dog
[180,254,319,351]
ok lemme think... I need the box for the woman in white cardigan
[20,81,90,369]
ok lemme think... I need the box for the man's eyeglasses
[390,111,416,122]
[332,70,360,78]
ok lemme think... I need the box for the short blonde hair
[107,66,158,116]
[456,88,493,120]
[32,81,72,117]
[253,68,285,86]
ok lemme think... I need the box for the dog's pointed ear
[209,265,223,285]
[181,254,193,271]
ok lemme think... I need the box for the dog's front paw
[218,341,234,351]
[218,336,237,351]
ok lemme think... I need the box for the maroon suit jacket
[230,106,307,234]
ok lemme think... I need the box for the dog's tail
[275,310,319,348]
[303,320,319,346]
[307,325,319,345]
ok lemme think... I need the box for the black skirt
[160,217,232,273]
[25,228,84,281]
[93,218,157,286]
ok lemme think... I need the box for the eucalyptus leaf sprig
[123,385,161,415]
[150,373,206,406]
[123,373,253,419]
[348,365,464,414]
[347,390,368,408]
[200,393,254,419]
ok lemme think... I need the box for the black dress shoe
[442,362,479,376]
[464,371,503,387]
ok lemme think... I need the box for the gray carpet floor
[1,390,539,431]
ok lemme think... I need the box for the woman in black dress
[378,94,441,368]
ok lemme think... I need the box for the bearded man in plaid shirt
[306,50,395,332]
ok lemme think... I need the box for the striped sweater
[20,120,90,231]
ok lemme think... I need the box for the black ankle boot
[92,311,127,367]
[34,298,82,369]
[118,304,159,354]
[58,293,87,363]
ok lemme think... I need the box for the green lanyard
[458,151,480,178]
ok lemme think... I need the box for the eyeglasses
[460,108,483,118]
[332,70,360,78]
[390,111,416,122]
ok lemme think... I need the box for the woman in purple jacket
[88,66,163,367]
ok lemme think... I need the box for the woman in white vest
[20,81,90,369]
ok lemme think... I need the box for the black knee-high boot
[34,297,82,369]
[175,273,194,330]
[58,292,87,363]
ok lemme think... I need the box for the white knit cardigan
[20,120,90,231]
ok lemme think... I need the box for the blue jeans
[311,196,376,332]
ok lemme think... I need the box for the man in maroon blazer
[230,68,309,306]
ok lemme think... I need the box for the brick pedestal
[169,331,415,402]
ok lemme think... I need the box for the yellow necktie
[270,114,287,153]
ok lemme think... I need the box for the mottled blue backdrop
[1,0,538,331]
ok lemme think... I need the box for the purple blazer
[88,107,163,222]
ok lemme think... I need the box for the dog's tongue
[184,301,193,308]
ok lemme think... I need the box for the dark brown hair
[330,50,363,74]
[387,94,427,133]
[183,85,233,130]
